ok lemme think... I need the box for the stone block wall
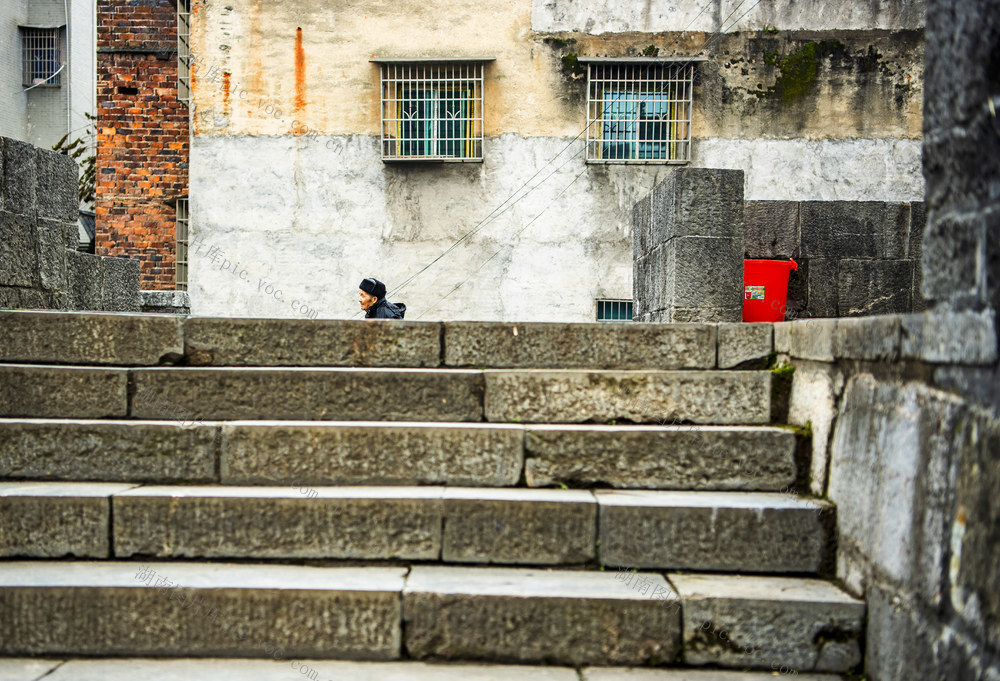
[0,136,140,312]
[96,0,188,289]
[744,200,926,319]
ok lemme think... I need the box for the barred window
[597,299,634,322]
[374,60,490,162]
[21,28,61,87]
[175,198,189,290]
[584,60,697,164]
[177,0,191,105]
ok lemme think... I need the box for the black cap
[360,277,387,300]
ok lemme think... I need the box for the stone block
[805,258,838,318]
[0,562,405,659]
[908,201,926,260]
[900,309,998,365]
[0,211,38,287]
[114,487,443,560]
[838,259,913,316]
[787,319,837,361]
[0,365,128,418]
[35,148,79,222]
[773,322,792,353]
[787,364,845,496]
[632,192,652,258]
[835,315,902,361]
[64,219,79,250]
[0,658,61,680]
[0,310,184,365]
[524,425,797,491]
[583,670,844,681]
[743,201,799,259]
[132,367,484,421]
[441,488,595,564]
[0,286,19,309]
[597,491,830,573]
[0,483,132,558]
[648,168,745,242]
[717,323,773,369]
[0,420,217,483]
[220,422,521,486]
[403,567,680,665]
[828,375,967,606]
[101,257,141,312]
[34,219,67,291]
[183,317,441,367]
[784,258,808,319]
[667,236,744,318]
[1,138,36,215]
[483,370,771,425]
[444,322,716,369]
[141,289,191,313]
[800,202,907,259]
[66,250,103,310]
[671,574,864,672]
[920,208,983,307]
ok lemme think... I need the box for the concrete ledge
[183,318,441,367]
[0,365,128,418]
[0,482,134,558]
[0,420,218,483]
[717,323,774,368]
[131,368,484,422]
[484,371,772,425]
[671,573,864,672]
[0,310,184,365]
[444,322,716,369]
[597,491,831,573]
[403,566,680,665]
[524,425,797,491]
[0,562,405,659]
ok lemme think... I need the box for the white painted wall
[190,133,922,321]
[0,0,28,141]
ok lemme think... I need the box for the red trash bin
[743,258,798,322]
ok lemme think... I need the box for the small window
[597,299,634,322]
[176,198,189,290]
[376,60,488,162]
[586,61,694,163]
[21,28,61,87]
[177,0,191,105]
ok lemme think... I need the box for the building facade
[116,0,925,321]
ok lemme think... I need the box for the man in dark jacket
[359,277,406,319]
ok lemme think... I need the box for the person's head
[359,277,386,311]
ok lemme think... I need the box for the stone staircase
[0,310,863,680]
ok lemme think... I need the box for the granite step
[0,562,863,671]
[3,483,830,572]
[0,657,848,680]
[0,419,798,490]
[0,364,773,424]
[0,310,774,370]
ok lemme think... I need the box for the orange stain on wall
[294,27,306,121]
[222,71,231,115]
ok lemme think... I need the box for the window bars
[597,299,634,322]
[586,62,694,163]
[377,61,485,162]
[21,28,61,87]
[176,199,189,291]
[176,0,191,104]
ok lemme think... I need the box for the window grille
[597,299,634,322]
[21,28,61,87]
[376,61,486,162]
[586,61,694,163]
[176,198,189,291]
[177,0,191,105]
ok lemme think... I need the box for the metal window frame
[175,198,189,291]
[584,59,698,164]
[177,0,191,105]
[373,59,492,163]
[596,298,634,322]
[21,26,62,87]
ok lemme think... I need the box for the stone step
[0,365,773,423]
[0,657,847,680]
[0,310,774,370]
[2,483,830,572]
[0,419,797,490]
[0,562,862,671]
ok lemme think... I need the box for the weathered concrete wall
[187,0,925,320]
[0,136,140,312]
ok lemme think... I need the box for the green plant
[52,112,96,208]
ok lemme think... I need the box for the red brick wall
[96,0,188,290]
